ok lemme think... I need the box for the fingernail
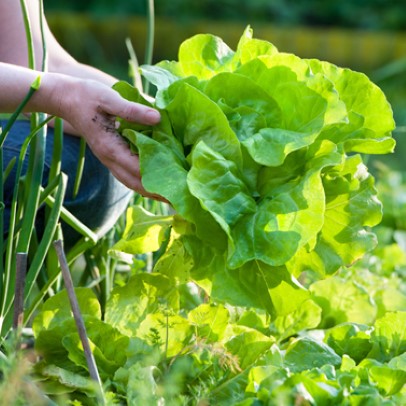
[146,109,161,124]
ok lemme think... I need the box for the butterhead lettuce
[112,27,395,316]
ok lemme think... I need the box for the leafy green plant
[31,208,406,404]
[29,27,406,406]
[112,26,395,317]
[31,264,406,404]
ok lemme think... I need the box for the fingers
[89,129,167,202]
[110,153,168,202]
[101,89,161,126]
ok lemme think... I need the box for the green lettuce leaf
[368,311,406,362]
[105,273,179,336]
[110,205,173,255]
[284,337,342,373]
[310,276,377,327]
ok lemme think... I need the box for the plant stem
[125,37,143,92]
[12,253,28,333]
[53,239,105,404]
[19,0,35,70]
[72,137,86,199]
[47,117,63,184]
[24,174,67,298]
[0,116,49,328]
[43,194,98,243]
[143,0,155,95]
[0,77,41,148]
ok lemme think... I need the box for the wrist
[28,72,81,119]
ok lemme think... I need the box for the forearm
[0,62,71,116]
[0,60,159,129]
[48,59,117,88]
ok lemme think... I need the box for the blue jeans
[1,119,132,248]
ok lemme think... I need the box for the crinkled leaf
[62,318,129,379]
[204,72,282,133]
[188,140,256,238]
[110,205,173,255]
[258,68,331,133]
[258,139,343,197]
[388,353,406,371]
[228,168,326,268]
[177,33,237,79]
[324,323,372,364]
[368,366,406,396]
[105,273,178,336]
[310,277,377,328]
[242,127,319,167]
[308,59,396,154]
[292,155,383,276]
[272,299,322,342]
[134,131,227,246]
[322,156,383,262]
[284,337,342,373]
[154,229,194,284]
[188,303,229,343]
[32,288,101,335]
[181,234,228,295]
[225,327,274,369]
[369,311,406,362]
[37,364,96,396]
[165,82,243,166]
[137,313,192,358]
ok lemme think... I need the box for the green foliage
[31,268,406,404]
[112,27,394,317]
[29,28,406,405]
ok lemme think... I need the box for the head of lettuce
[112,27,395,317]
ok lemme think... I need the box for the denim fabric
[1,119,132,248]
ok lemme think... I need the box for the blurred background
[44,0,406,170]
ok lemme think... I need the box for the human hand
[48,76,164,200]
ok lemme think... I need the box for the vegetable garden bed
[21,27,406,405]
